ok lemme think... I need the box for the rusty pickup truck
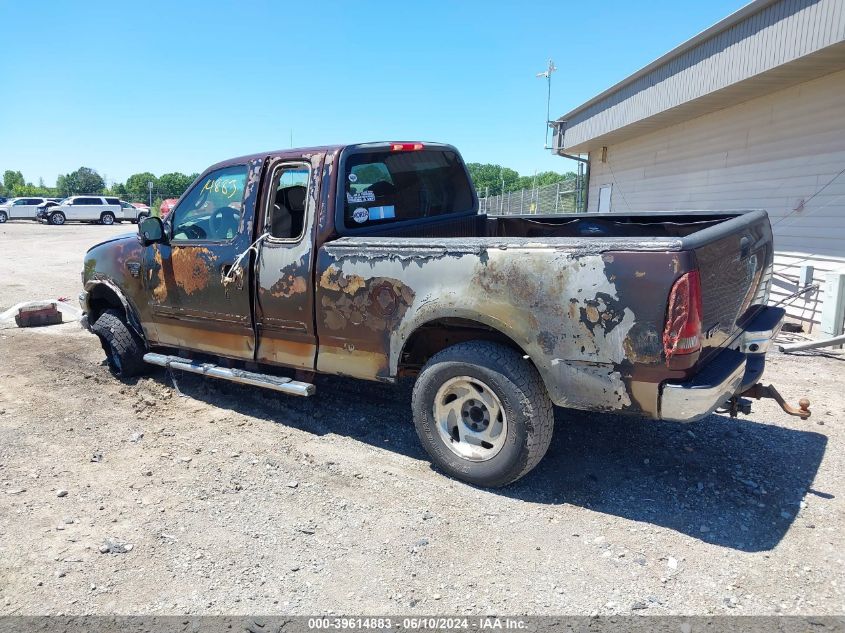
[80,142,807,487]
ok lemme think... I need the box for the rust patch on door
[150,249,168,302]
[269,274,307,298]
[171,247,215,295]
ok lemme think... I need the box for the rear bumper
[660,350,746,422]
[659,306,784,422]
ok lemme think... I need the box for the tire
[412,341,554,487]
[0,211,6,223]
[49,211,65,225]
[100,212,115,225]
[91,309,146,379]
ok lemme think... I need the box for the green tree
[56,174,70,197]
[3,170,25,195]
[465,163,520,196]
[110,182,128,197]
[64,167,105,194]
[157,172,193,198]
[126,172,158,203]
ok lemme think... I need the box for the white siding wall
[587,69,845,326]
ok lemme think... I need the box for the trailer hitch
[728,384,811,419]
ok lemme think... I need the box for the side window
[105,198,120,205]
[171,165,247,242]
[266,164,309,240]
[13,200,26,205]
[75,198,100,205]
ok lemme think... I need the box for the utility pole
[536,58,557,149]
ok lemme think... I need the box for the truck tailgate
[683,210,774,362]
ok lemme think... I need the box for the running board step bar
[143,353,315,397]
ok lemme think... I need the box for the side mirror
[138,216,167,246]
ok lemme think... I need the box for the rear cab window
[339,144,475,231]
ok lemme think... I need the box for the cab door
[142,160,265,361]
[254,156,322,369]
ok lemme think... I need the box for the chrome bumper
[735,306,785,354]
[660,306,784,422]
[661,352,746,422]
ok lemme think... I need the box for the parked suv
[0,197,50,222]
[45,196,122,225]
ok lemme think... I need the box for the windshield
[342,148,474,228]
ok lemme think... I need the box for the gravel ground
[0,221,843,615]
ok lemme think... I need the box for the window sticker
[346,191,376,204]
[348,173,358,183]
[368,205,395,221]
[352,207,369,224]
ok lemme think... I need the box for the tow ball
[728,384,811,419]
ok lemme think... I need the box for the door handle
[221,263,244,291]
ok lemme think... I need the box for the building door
[598,184,612,213]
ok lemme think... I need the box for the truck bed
[317,209,773,416]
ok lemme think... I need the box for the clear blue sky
[0,0,747,188]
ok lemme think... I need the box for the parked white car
[45,196,123,225]
[0,197,50,222]
[117,200,150,223]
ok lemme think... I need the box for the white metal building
[552,0,845,326]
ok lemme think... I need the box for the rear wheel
[100,212,115,225]
[0,211,7,223]
[412,341,554,487]
[91,309,146,379]
[49,211,65,225]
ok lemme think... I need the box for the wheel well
[87,285,127,325]
[398,318,527,376]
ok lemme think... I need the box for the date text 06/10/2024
[307,617,528,630]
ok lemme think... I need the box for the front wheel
[90,309,146,379]
[0,211,7,223]
[412,341,554,487]
[49,211,65,225]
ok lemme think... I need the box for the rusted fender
[81,233,154,340]
[315,238,688,415]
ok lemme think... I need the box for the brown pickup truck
[80,141,807,487]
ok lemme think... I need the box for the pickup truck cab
[79,142,805,487]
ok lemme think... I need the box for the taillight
[663,270,702,363]
[390,142,424,151]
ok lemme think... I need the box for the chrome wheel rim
[53,214,64,225]
[433,376,507,462]
[102,215,113,225]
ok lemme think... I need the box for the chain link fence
[478,178,585,216]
